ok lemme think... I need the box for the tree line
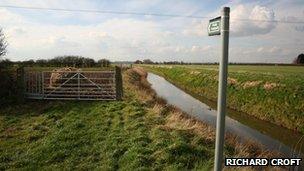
[0,56,111,69]
[0,28,112,69]
[135,55,304,65]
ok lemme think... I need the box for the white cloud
[255,46,282,53]
[0,9,27,26]
[1,8,173,61]
[230,5,276,37]
[182,4,277,38]
[295,25,304,32]
[191,45,211,53]
[182,19,208,37]
[0,0,303,63]
[6,27,27,36]
[257,47,264,53]
[268,46,282,53]
[281,16,304,32]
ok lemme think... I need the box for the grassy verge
[0,68,281,170]
[143,65,304,134]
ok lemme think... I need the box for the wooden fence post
[115,66,123,100]
[16,66,25,102]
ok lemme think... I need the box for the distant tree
[47,56,97,67]
[36,59,48,67]
[294,53,304,64]
[83,58,95,67]
[0,28,7,59]
[0,59,13,70]
[134,60,143,64]
[97,59,111,67]
[143,59,153,64]
[23,59,35,67]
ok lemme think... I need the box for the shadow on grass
[0,100,105,117]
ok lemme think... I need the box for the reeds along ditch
[125,67,285,170]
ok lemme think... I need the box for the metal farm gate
[22,68,123,100]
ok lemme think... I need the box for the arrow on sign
[208,16,221,36]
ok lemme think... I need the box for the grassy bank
[0,68,280,170]
[143,65,304,134]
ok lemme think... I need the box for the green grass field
[143,65,304,134]
[1,101,214,170]
[145,64,304,74]
[0,87,213,170]
[0,68,279,170]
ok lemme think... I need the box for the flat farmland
[171,65,304,74]
[143,64,304,134]
[1,68,278,170]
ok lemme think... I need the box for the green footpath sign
[208,16,221,36]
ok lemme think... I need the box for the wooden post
[16,66,25,102]
[115,66,123,100]
[42,72,44,99]
[78,72,80,100]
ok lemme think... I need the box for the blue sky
[0,0,303,63]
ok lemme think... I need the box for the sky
[0,0,303,63]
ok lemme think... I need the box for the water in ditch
[147,72,304,157]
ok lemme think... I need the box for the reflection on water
[147,73,304,157]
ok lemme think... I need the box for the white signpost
[208,7,230,171]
